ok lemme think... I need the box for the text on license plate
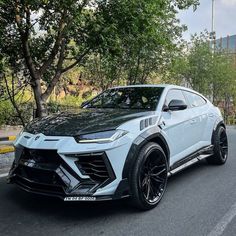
[64,196,96,201]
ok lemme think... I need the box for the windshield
[83,87,164,110]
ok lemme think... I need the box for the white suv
[8,85,228,210]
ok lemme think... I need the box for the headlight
[74,130,128,143]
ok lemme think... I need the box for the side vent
[140,116,158,131]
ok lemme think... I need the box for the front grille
[16,165,64,186]
[13,148,68,195]
[14,175,65,195]
[74,153,115,183]
[21,148,61,167]
[11,148,115,197]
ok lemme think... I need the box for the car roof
[111,84,167,89]
[110,84,208,99]
[111,84,196,93]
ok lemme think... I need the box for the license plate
[64,196,96,201]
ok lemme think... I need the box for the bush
[0,98,34,126]
[0,94,94,126]
[0,100,15,126]
[59,95,83,107]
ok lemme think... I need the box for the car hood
[24,108,155,136]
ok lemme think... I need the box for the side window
[165,89,186,106]
[194,94,207,107]
[184,91,206,107]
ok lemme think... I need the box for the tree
[164,31,236,122]
[0,0,199,118]
[0,71,33,126]
[163,32,213,93]
[82,0,200,88]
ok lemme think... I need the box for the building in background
[216,35,236,52]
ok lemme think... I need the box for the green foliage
[0,100,14,126]
[47,96,84,114]
[58,95,83,107]
[83,0,199,85]
[163,31,236,123]
[0,0,199,118]
[164,32,236,100]
[0,99,33,126]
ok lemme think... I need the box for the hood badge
[35,136,40,141]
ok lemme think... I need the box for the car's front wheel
[207,126,228,165]
[130,142,168,210]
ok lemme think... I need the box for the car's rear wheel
[207,126,228,165]
[130,142,168,210]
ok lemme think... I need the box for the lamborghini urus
[8,85,228,210]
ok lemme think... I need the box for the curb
[0,136,16,142]
[0,136,15,154]
[0,146,15,154]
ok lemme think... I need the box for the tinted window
[83,87,164,110]
[165,89,186,106]
[184,91,206,107]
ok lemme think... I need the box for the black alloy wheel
[140,150,167,203]
[130,142,168,210]
[207,126,228,165]
[219,128,228,160]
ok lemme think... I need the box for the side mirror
[164,99,187,111]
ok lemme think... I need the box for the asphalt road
[1,128,236,236]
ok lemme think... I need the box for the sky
[178,0,236,41]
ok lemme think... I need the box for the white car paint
[14,84,224,196]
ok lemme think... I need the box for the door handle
[158,121,166,129]
[190,119,197,124]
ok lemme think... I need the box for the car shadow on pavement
[3,159,214,221]
[4,186,139,221]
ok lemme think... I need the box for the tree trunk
[32,78,47,118]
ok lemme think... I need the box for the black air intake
[21,148,61,166]
[74,153,115,184]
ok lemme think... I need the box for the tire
[129,142,168,210]
[207,126,228,165]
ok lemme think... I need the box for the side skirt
[168,145,214,177]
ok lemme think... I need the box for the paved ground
[0,152,14,175]
[0,128,236,236]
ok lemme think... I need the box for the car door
[183,91,211,149]
[160,89,196,165]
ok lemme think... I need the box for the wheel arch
[211,120,226,144]
[122,127,170,179]
[218,121,226,129]
[146,135,169,164]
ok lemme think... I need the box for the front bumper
[8,133,133,201]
